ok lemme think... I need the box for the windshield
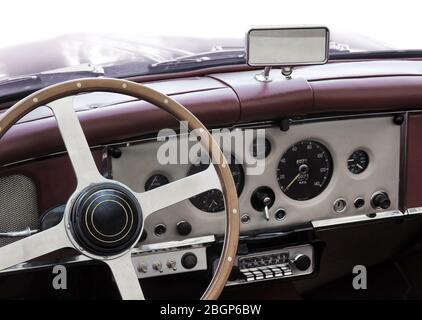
[1,0,420,81]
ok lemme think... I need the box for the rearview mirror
[246,26,330,67]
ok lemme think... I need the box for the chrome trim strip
[132,235,215,253]
[289,110,408,125]
[312,210,406,228]
[399,112,408,212]
[405,207,422,215]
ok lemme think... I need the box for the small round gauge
[277,140,333,201]
[188,158,244,213]
[144,174,170,191]
[252,137,271,159]
[347,150,369,174]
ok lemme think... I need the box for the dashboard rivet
[122,83,127,89]
[33,97,38,103]
[222,163,226,168]
[228,256,232,262]
[232,208,238,214]
[76,82,82,88]
[164,98,169,104]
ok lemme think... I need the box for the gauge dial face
[277,140,333,201]
[252,137,271,159]
[188,159,244,213]
[144,174,170,191]
[347,150,369,174]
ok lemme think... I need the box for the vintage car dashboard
[1,60,422,293]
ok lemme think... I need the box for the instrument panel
[111,116,401,244]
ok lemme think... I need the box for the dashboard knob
[181,252,198,270]
[166,259,177,271]
[293,254,311,271]
[176,220,192,236]
[137,263,148,273]
[275,208,286,221]
[251,187,275,221]
[152,261,163,273]
[371,192,391,210]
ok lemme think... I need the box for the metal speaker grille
[0,175,39,247]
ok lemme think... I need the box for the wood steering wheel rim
[0,78,240,300]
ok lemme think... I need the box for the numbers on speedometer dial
[187,158,244,213]
[277,140,333,201]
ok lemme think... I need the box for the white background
[1,0,420,49]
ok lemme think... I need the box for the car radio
[225,244,314,286]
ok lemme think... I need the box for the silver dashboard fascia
[111,116,401,244]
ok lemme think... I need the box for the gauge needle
[357,164,363,170]
[283,173,301,193]
[208,200,218,210]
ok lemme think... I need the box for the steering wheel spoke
[48,96,105,189]
[136,163,221,218]
[0,222,71,272]
[105,254,145,300]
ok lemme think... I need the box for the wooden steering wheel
[0,78,240,300]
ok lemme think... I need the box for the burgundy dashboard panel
[405,113,422,209]
[310,76,422,112]
[209,72,313,122]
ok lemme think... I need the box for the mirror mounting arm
[281,66,294,80]
[254,65,295,83]
[255,66,272,83]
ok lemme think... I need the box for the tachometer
[188,158,244,213]
[277,140,333,201]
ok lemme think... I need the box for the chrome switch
[152,262,163,273]
[166,259,177,271]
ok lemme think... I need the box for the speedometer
[276,140,333,201]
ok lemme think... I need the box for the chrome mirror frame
[246,26,330,81]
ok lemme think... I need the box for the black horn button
[71,184,143,256]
